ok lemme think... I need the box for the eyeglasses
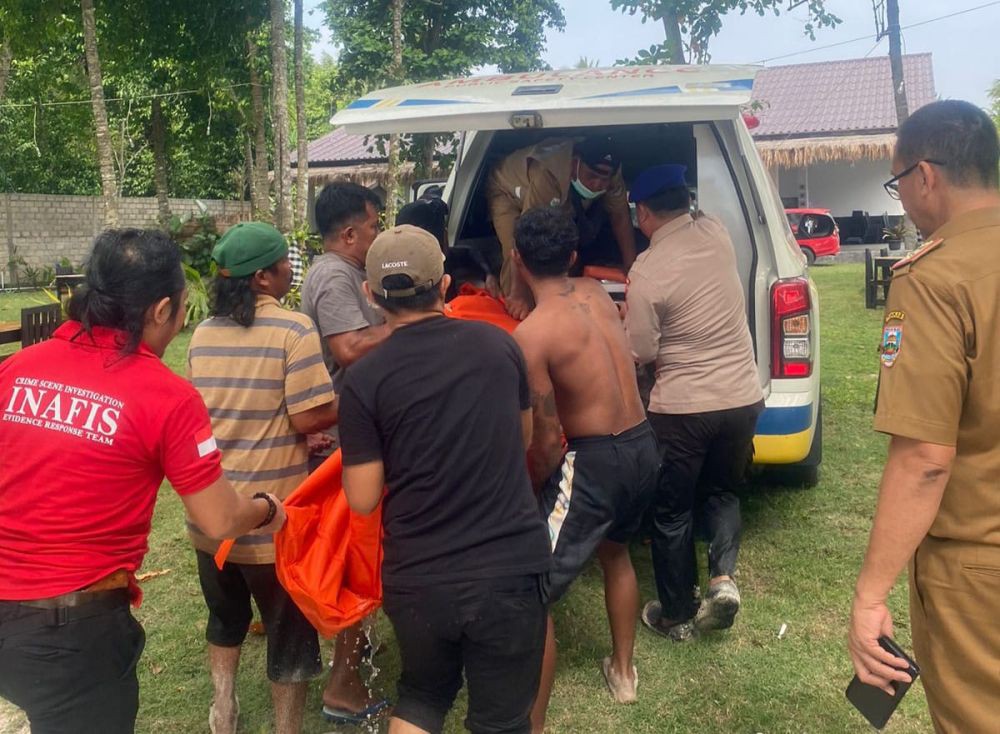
[883,159,947,200]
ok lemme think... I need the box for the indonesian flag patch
[195,426,218,458]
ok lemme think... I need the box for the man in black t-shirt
[338,225,551,734]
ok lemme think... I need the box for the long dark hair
[212,274,257,327]
[67,228,186,354]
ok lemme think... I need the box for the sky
[303,0,1000,109]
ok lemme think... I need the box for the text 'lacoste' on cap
[629,164,689,204]
[366,224,445,298]
[212,221,288,278]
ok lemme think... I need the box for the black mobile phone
[846,636,921,730]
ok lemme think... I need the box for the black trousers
[383,575,546,734]
[0,597,144,734]
[648,400,764,621]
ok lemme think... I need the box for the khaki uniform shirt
[187,295,334,564]
[874,206,1000,547]
[626,213,762,415]
[486,138,629,292]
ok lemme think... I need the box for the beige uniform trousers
[909,536,1000,734]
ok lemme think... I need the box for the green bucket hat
[212,222,288,278]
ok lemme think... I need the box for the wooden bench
[865,249,904,309]
[20,303,63,346]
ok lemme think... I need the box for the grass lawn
[0,290,56,358]
[0,264,932,733]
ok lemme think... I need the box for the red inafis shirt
[0,322,222,600]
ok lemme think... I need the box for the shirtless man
[512,207,660,727]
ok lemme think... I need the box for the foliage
[611,0,841,64]
[182,263,212,327]
[882,221,907,242]
[290,225,323,258]
[323,0,565,95]
[0,1,337,203]
[990,80,1000,135]
[322,0,566,173]
[15,261,55,289]
[168,210,221,278]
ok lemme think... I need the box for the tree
[384,0,405,224]
[611,0,840,65]
[0,39,11,102]
[294,0,308,228]
[80,0,119,227]
[270,0,293,232]
[322,0,564,178]
[324,0,564,92]
[886,0,907,125]
[991,80,1000,131]
[247,25,271,219]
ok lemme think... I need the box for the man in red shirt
[0,229,284,734]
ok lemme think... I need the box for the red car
[785,208,840,265]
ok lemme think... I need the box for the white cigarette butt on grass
[778,623,788,639]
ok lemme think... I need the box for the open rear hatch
[331,65,760,135]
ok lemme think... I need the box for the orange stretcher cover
[213,288,519,636]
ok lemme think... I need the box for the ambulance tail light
[771,278,812,379]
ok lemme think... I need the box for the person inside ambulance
[486,136,638,319]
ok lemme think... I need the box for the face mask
[571,160,607,200]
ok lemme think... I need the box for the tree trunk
[384,0,405,224]
[660,4,687,64]
[422,136,435,180]
[248,33,271,220]
[151,96,171,225]
[270,0,293,232]
[0,39,12,102]
[245,133,255,206]
[887,0,908,125]
[294,0,308,229]
[80,0,119,227]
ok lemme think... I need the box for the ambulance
[332,65,822,485]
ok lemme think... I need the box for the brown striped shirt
[186,295,334,564]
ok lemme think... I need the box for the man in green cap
[186,222,379,733]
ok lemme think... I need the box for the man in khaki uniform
[487,136,637,318]
[625,164,763,642]
[849,100,1000,733]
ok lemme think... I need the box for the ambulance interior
[446,121,760,307]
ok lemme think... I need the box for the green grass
[0,289,54,358]
[0,265,932,733]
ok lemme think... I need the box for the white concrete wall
[773,158,904,218]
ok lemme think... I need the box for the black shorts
[539,421,659,604]
[383,575,546,734]
[195,550,322,684]
[0,595,143,734]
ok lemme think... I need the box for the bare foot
[602,657,637,704]
[208,694,238,734]
[322,669,376,714]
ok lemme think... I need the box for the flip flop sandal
[321,697,391,725]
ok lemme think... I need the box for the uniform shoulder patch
[885,310,905,323]
[881,325,903,367]
[891,237,945,271]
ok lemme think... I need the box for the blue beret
[629,164,689,204]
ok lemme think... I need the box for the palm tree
[270,0,293,231]
[294,0,308,229]
[81,0,119,227]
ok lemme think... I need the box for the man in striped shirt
[188,223,379,733]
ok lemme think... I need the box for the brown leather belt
[13,569,130,610]
[18,588,128,610]
[1,588,129,637]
